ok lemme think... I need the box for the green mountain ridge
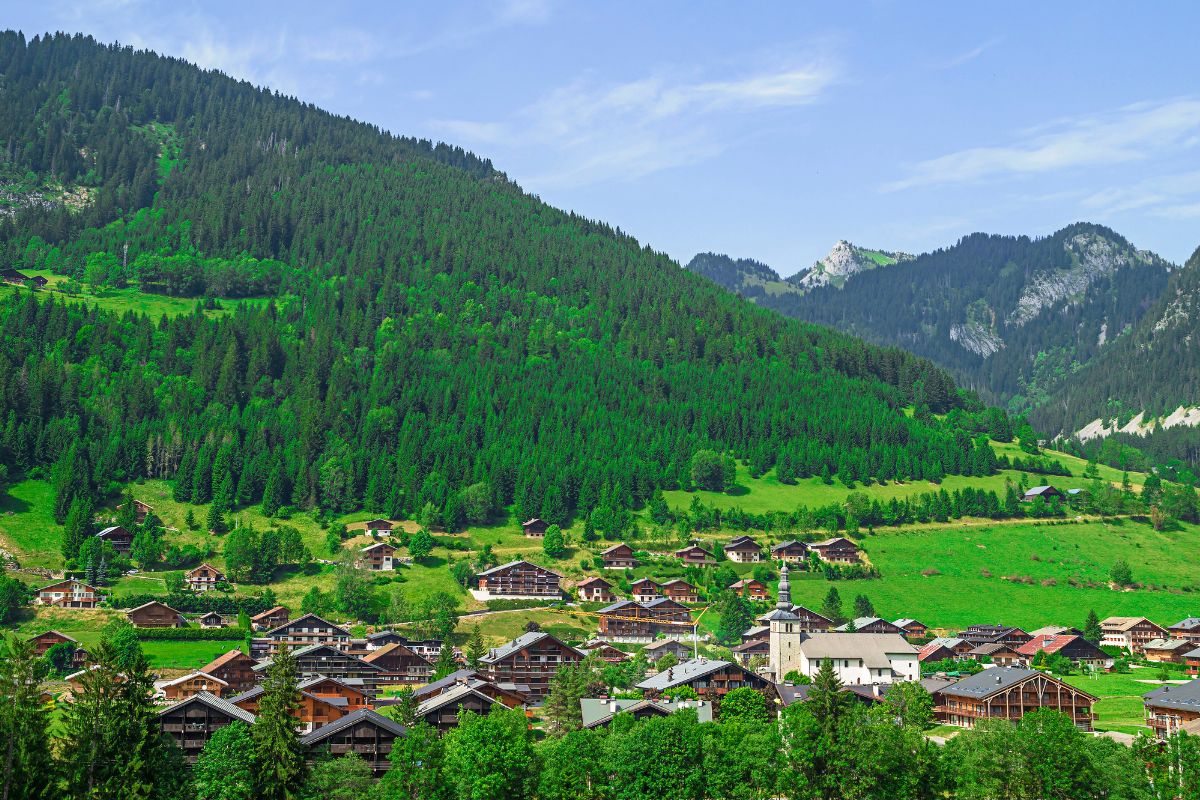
[0,31,981,531]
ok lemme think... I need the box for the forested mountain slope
[1033,245,1200,464]
[0,32,982,530]
[691,225,1171,410]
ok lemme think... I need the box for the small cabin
[1022,485,1064,502]
[521,518,550,537]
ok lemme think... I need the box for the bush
[484,599,556,612]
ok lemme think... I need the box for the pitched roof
[360,541,397,553]
[597,599,638,614]
[1143,678,1200,712]
[1015,634,1095,657]
[1024,485,1058,495]
[674,544,714,555]
[29,629,79,643]
[970,642,1019,656]
[660,579,695,589]
[1143,638,1195,652]
[893,618,924,628]
[798,633,917,668]
[128,600,183,616]
[601,543,633,555]
[629,578,660,588]
[636,657,741,691]
[1028,625,1080,637]
[417,681,498,715]
[159,691,256,724]
[577,576,612,588]
[1170,618,1200,631]
[251,605,288,621]
[200,649,255,673]
[412,669,480,700]
[835,617,892,632]
[265,613,349,638]
[643,639,689,653]
[771,540,807,551]
[476,559,561,578]
[809,537,857,549]
[362,641,431,665]
[35,578,99,593]
[96,525,130,538]
[159,671,229,689]
[730,579,765,589]
[1102,616,1161,631]
[300,709,406,744]
[724,536,760,550]
[942,667,1096,701]
[480,631,580,664]
[580,698,712,727]
[186,562,224,577]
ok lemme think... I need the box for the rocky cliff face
[789,240,913,291]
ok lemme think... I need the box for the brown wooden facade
[522,518,550,537]
[301,710,406,774]
[724,536,762,563]
[199,650,259,694]
[255,614,351,656]
[35,579,101,609]
[597,599,692,639]
[159,693,254,763]
[95,525,134,555]
[476,560,562,598]
[808,537,860,564]
[185,563,225,592]
[362,642,434,684]
[479,631,584,699]
[629,578,661,603]
[674,545,716,566]
[730,579,768,600]
[126,601,185,628]
[934,669,1096,730]
[660,579,700,603]
[601,543,637,569]
[250,605,290,631]
[577,576,615,602]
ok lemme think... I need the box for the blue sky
[11,1,1200,271]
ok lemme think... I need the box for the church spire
[776,562,791,610]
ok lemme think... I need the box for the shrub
[135,627,247,641]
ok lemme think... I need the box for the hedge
[483,599,561,612]
[134,627,249,641]
[115,593,275,615]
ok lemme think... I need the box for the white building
[767,564,917,684]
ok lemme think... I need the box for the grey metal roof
[480,631,580,664]
[580,697,712,727]
[476,559,561,578]
[597,600,637,614]
[635,658,737,691]
[941,667,1094,701]
[1143,678,1200,712]
[642,639,689,653]
[416,682,497,715]
[412,669,479,700]
[265,613,350,638]
[835,617,890,632]
[299,709,405,744]
[893,618,922,628]
[159,690,256,724]
[1170,618,1200,631]
[1144,638,1195,652]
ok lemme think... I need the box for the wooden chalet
[629,578,662,603]
[126,600,186,628]
[601,543,637,569]
[475,560,562,599]
[363,630,407,649]
[301,709,406,775]
[359,541,397,571]
[723,536,762,563]
[95,525,134,555]
[159,692,255,763]
[837,617,905,635]
[1,268,48,287]
[233,675,370,732]
[934,667,1097,730]
[35,578,101,609]
[416,682,498,731]
[28,629,79,656]
[1144,678,1200,739]
[968,642,1024,667]
[637,657,771,700]
[160,671,229,702]
[960,624,1032,648]
[731,636,770,666]
[185,563,226,593]
[771,540,809,563]
[1101,617,1168,653]
[597,598,692,640]
[577,576,615,603]
[1029,625,1084,638]
[808,537,860,564]
[199,650,259,694]
[1015,634,1112,671]
[730,579,768,600]
[254,613,351,657]
[581,698,712,728]
[408,669,528,709]
[1143,638,1195,663]
[643,638,692,663]
[250,605,290,631]
[660,579,700,603]
[893,619,928,640]
[362,641,434,684]
[1021,485,1064,502]
[364,518,394,535]
[257,644,385,695]
[674,544,716,566]
[521,517,550,537]
[580,640,631,663]
[1169,617,1200,644]
[918,637,973,663]
[130,499,153,523]
[198,611,226,629]
[479,631,584,699]
[1188,647,1200,678]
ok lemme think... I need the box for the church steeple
[776,562,791,610]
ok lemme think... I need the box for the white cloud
[938,37,1002,70]
[883,98,1200,192]
[434,60,836,186]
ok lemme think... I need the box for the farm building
[126,601,186,628]
[521,518,550,537]
[1021,485,1064,502]
[95,525,134,555]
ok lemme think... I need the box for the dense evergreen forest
[0,32,984,528]
[737,224,1171,410]
[1033,245,1200,463]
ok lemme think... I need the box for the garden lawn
[142,640,245,671]
[1062,669,1164,735]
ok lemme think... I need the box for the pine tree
[466,625,485,670]
[206,503,226,534]
[432,644,457,680]
[262,463,284,517]
[852,593,875,619]
[0,635,54,800]
[1083,609,1102,644]
[251,646,307,800]
[61,495,94,562]
[821,586,845,625]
